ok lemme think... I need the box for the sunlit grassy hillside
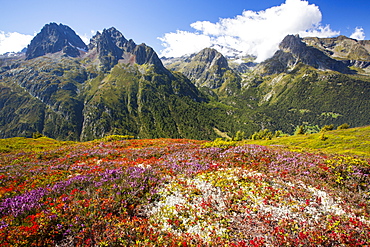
[0,136,75,153]
[244,125,370,157]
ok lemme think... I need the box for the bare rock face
[26,23,88,60]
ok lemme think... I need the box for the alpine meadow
[0,19,369,246]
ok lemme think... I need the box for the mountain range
[0,23,369,141]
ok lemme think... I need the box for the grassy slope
[0,136,75,153]
[244,125,370,157]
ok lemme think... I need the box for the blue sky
[0,0,369,60]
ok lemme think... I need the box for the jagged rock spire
[88,27,165,72]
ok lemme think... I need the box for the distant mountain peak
[260,34,352,75]
[191,48,227,65]
[25,22,88,60]
[278,34,305,53]
[164,47,241,91]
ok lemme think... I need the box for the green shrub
[321,124,334,132]
[305,125,321,134]
[319,133,328,141]
[294,125,306,135]
[233,130,246,141]
[98,135,135,142]
[274,130,284,138]
[32,132,44,139]
[251,129,273,140]
[203,138,237,148]
[337,123,350,130]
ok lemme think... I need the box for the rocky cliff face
[132,44,164,69]
[26,23,88,60]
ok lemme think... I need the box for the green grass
[243,125,370,157]
[0,137,75,153]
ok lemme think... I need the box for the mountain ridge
[0,23,369,141]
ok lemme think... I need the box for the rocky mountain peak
[192,48,228,68]
[132,43,164,68]
[88,27,165,72]
[87,27,127,71]
[88,27,128,51]
[25,23,88,60]
[279,34,306,54]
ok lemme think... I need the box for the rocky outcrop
[26,23,88,60]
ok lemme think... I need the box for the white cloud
[78,33,91,45]
[78,30,100,45]
[158,30,212,58]
[159,0,340,62]
[350,27,365,40]
[0,31,34,54]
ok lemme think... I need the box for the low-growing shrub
[294,125,306,135]
[319,132,328,141]
[203,138,237,148]
[337,123,350,130]
[251,129,273,140]
[96,135,135,142]
[321,124,334,132]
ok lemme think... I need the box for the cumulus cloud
[0,31,34,54]
[159,0,339,62]
[350,27,365,40]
